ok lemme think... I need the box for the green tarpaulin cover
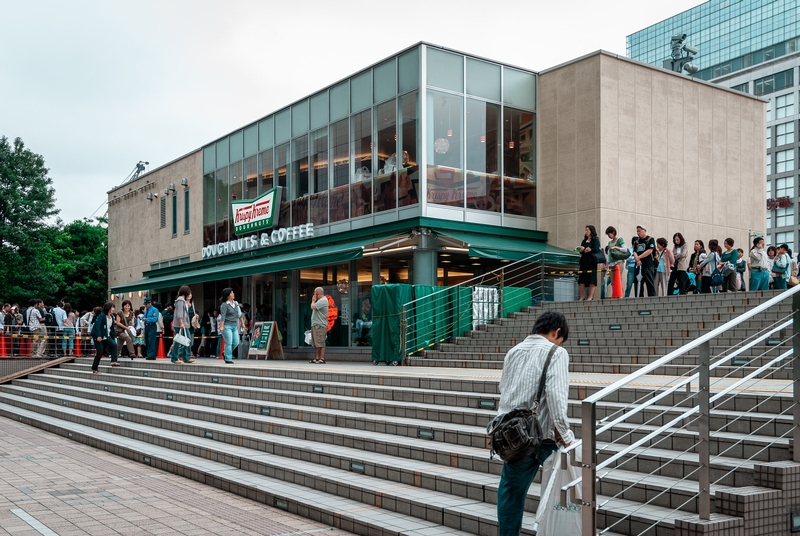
[371,284,414,363]
[503,287,532,317]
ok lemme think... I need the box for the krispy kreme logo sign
[232,187,282,235]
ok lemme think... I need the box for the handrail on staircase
[560,286,800,535]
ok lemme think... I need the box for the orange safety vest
[325,295,338,332]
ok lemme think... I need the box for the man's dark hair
[532,311,569,342]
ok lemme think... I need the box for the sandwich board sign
[248,321,284,360]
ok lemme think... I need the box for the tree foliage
[0,136,109,309]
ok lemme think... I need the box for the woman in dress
[578,225,602,301]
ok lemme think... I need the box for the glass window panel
[215,166,229,243]
[374,59,396,103]
[503,68,536,111]
[776,149,795,173]
[244,155,257,200]
[291,135,309,224]
[776,206,794,227]
[258,148,274,195]
[374,100,397,213]
[216,138,229,167]
[172,193,177,237]
[398,47,419,93]
[776,176,794,198]
[775,94,794,119]
[203,146,215,174]
[229,130,243,162]
[184,188,190,234]
[351,71,372,112]
[399,92,420,208]
[466,99,501,212]
[275,143,290,227]
[310,128,329,225]
[330,119,349,222]
[776,122,795,146]
[330,81,349,121]
[258,117,274,150]
[350,109,372,217]
[244,124,258,157]
[275,109,291,143]
[426,48,463,92]
[426,90,463,207]
[292,100,309,137]
[767,127,772,149]
[310,91,329,130]
[203,172,215,247]
[466,58,501,101]
[776,230,794,251]
[503,107,536,217]
[229,161,243,207]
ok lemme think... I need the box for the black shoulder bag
[487,344,558,463]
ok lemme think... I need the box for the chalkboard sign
[248,321,284,360]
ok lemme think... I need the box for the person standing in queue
[143,297,159,359]
[309,287,328,364]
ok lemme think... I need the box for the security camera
[671,34,687,42]
[684,63,699,74]
[683,45,700,56]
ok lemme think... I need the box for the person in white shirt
[495,311,574,536]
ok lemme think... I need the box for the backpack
[44,309,57,327]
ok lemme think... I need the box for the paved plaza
[0,416,352,536]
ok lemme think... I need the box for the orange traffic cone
[74,335,82,357]
[0,333,7,357]
[218,337,225,359]
[612,265,623,298]
[156,336,166,359]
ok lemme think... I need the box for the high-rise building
[628,0,799,250]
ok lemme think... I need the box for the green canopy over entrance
[437,231,578,263]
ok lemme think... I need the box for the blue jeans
[171,329,193,362]
[222,325,239,362]
[750,270,769,291]
[625,265,636,297]
[61,327,75,352]
[497,440,559,536]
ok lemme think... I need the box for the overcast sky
[1,0,703,224]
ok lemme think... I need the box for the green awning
[438,231,578,263]
[111,239,372,294]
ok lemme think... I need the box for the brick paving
[0,416,353,536]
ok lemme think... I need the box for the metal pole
[793,292,800,462]
[698,340,711,520]
[582,400,597,536]
[499,270,505,319]
[401,305,407,359]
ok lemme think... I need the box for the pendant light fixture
[508,115,515,149]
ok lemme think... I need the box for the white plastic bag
[304,330,312,345]
[535,449,582,536]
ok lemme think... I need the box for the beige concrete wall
[107,150,203,308]
[538,52,766,258]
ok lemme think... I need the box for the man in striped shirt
[496,311,575,536]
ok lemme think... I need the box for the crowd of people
[577,225,795,300]
[1,287,252,370]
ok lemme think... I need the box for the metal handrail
[585,285,800,405]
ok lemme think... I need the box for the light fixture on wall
[129,292,133,299]
[337,279,349,294]
[480,134,486,143]
[163,189,169,195]
[146,193,153,200]
[169,183,176,191]
[139,291,144,298]
[181,178,188,187]
[508,117,515,149]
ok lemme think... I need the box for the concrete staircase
[410,291,793,379]
[0,353,791,535]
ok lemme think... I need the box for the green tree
[0,136,61,304]
[52,218,108,312]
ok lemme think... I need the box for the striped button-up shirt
[497,334,575,445]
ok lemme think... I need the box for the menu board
[248,321,284,360]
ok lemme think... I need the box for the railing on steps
[560,285,800,535]
[400,253,582,358]
[0,356,75,384]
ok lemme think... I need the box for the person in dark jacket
[91,302,118,374]
[578,225,601,301]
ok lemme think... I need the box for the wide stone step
[0,392,694,535]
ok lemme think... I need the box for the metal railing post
[698,340,711,520]
[582,400,597,536]
[499,270,505,319]
[401,305,407,358]
[793,292,800,462]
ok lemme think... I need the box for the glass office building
[113,43,564,352]
[628,0,800,251]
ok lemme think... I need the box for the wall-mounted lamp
[163,189,169,195]
[146,193,153,200]
[168,183,175,191]
[138,291,144,298]
[181,178,188,187]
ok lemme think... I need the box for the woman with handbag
[171,286,195,364]
[91,302,118,373]
[698,239,722,293]
[719,238,739,292]
[772,244,791,290]
[578,225,602,301]
[115,300,136,359]
[603,226,628,298]
[669,233,691,295]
